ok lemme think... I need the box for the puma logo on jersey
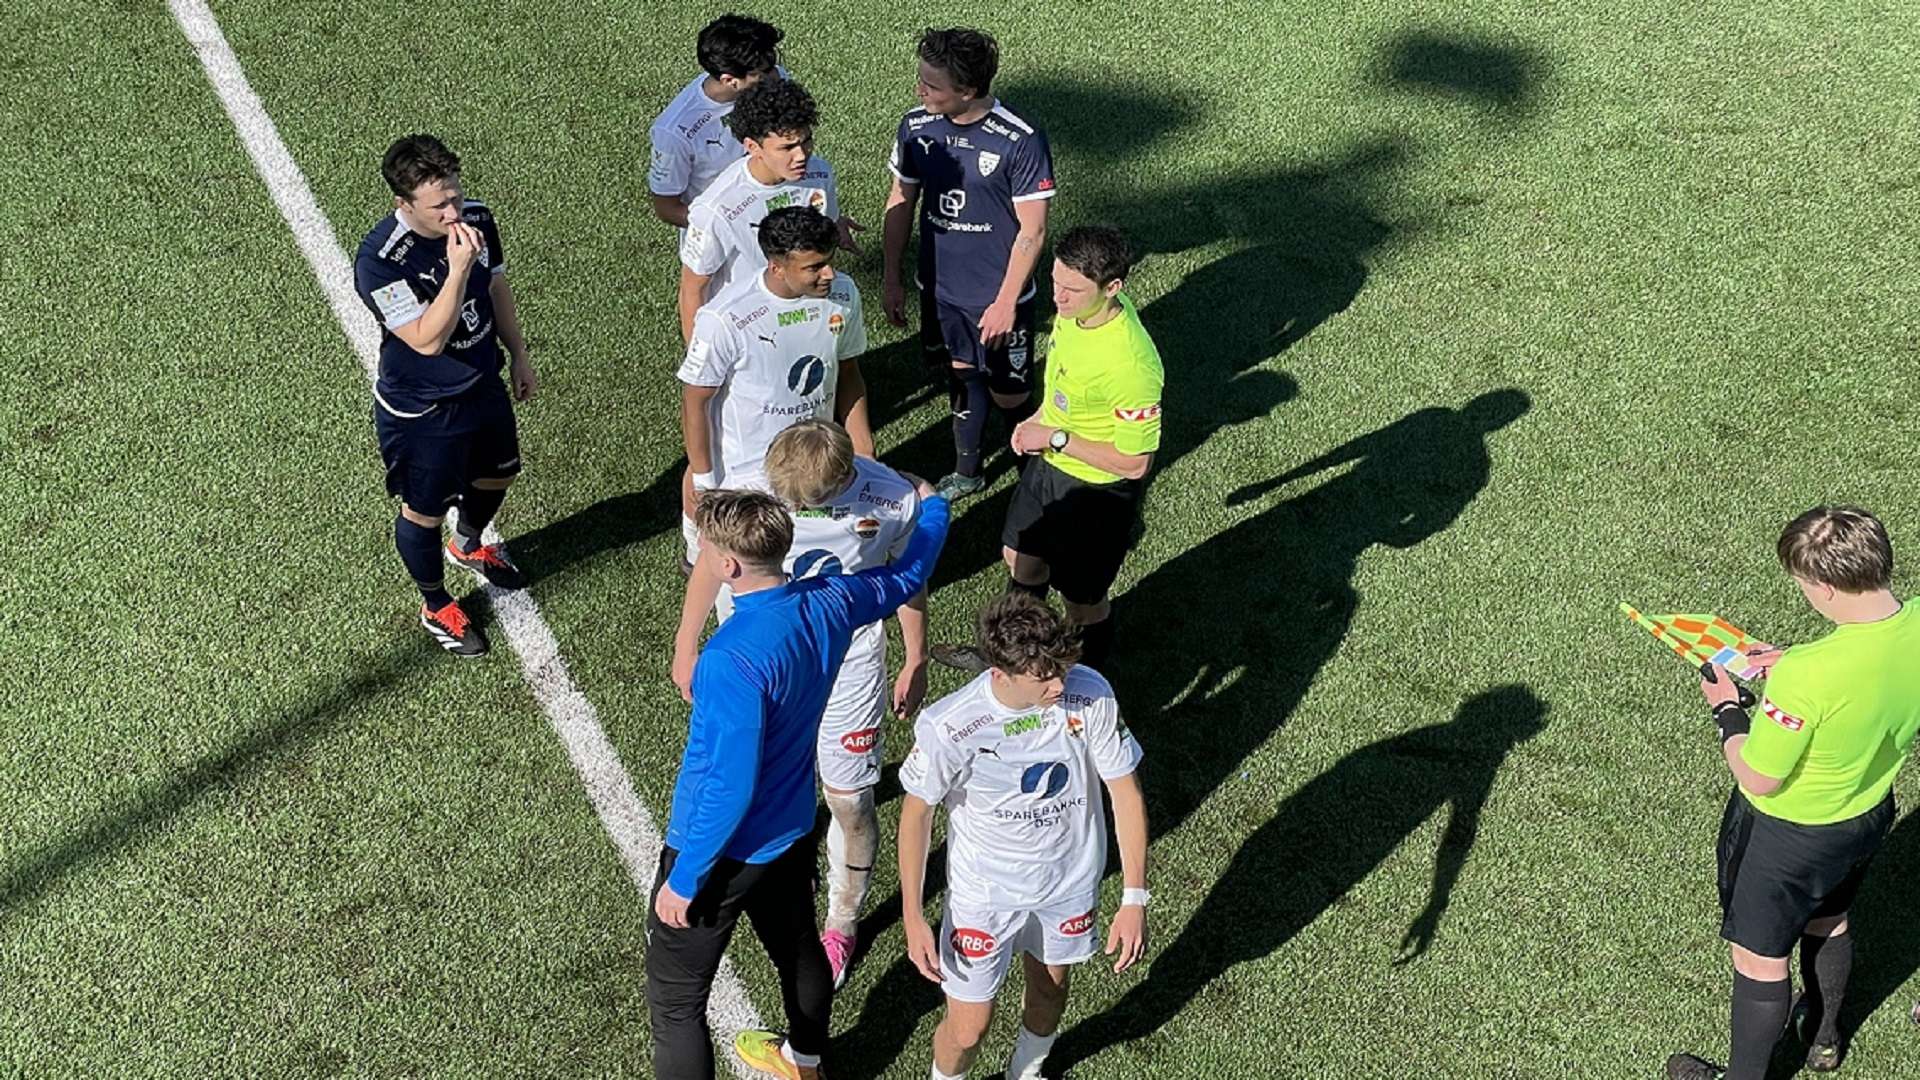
[757,334,776,345]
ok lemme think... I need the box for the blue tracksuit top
[663,495,951,898]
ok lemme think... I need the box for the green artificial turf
[3,0,1918,1076]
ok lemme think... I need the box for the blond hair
[765,419,856,508]
[1778,506,1893,592]
[696,489,793,573]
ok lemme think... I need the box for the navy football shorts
[920,288,1036,397]
[373,380,521,515]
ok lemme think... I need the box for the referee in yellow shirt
[968,225,1163,670]
[1668,507,1920,1080]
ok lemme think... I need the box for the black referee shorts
[1716,788,1894,957]
[1001,456,1141,606]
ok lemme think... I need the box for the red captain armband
[1760,700,1805,732]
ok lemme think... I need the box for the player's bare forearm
[393,265,473,355]
[994,201,1050,306]
[677,267,711,345]
[896,588,929,666]
[488,275,528,361]
[897,794,936,914]
[674,554,723,651]
[881,181,917,283]
[651,194,691,229]
[1106,771,1150,890]
[680,385,719,474]
[835,360,875,456]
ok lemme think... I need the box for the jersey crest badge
[855,517,881,540]
[978,150,1001,177]
[828,313,845,335]
[1053,389,1069,411]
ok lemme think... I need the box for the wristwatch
[1048,428,1070,452]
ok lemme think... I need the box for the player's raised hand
[882,278,908,328]
[446,222,482,273]
[1107,903,1148,973]
[903,914,943,984]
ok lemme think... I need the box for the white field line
[166,0,765,1065]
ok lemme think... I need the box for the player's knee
[400,504,444,528]
[991,390,1029,411]
[824,787,876,832]
[941,1005,993,1050]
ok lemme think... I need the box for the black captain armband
[1714,702,1752,745]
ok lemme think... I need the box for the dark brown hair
[977,593,1081,678]
[1777,505,1893,592]
[381,134,461,199]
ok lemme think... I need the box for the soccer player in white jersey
[678,207,873,570]
[680,77,862,344]
[647,15,784,228]
[671,419,930,990]
[898,594,1150,1080]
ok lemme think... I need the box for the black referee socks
[1727,971,1791,1079]
[1799,931,1853,1047]
[1078,616,1116,671]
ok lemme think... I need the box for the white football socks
[1006,1026,1058,1079]
[782,1040,821,1069]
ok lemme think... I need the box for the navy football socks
[396,514,453,609]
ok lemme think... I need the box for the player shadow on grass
[832,393,1530,1075]
[1051,685,1548,1074]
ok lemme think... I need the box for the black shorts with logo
[1001,456,1141,606]
[373,378,522,514]
[1716,787,1894,956]
[920,287,1036,397]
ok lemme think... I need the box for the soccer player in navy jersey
[353,135,536,658]
[881,27,1056,500]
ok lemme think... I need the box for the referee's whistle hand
[655,884,692,929]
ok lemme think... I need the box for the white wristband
[692,470,717,491]
[1121,887,1151,909]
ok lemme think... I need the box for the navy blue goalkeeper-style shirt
[663,495,952,899]
[889,101,1055,311]
[351,200,507,416]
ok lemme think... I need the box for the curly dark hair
[757,206,838,259]
[697,14,783,79]
[1055,225,1135,286]
[726,76,818,143]
[918,27,999,98]
[977,593,1082,679]
[381,134,460,198]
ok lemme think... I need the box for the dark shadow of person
[1049,684,1550,1073]
[1115,389,1531,841]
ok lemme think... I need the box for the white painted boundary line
[166,0,765,1066]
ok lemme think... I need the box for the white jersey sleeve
[837,280,869,361]
[680,203,726,276]
[899,721,972,807]
[649,123,693,198]
[1075,670,1143,781]
[676,309,737,387]
[817,156,841,221]
[886,484,923,561]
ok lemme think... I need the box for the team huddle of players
[350,15,1165,1080]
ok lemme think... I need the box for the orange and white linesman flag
[1619,603,1762,679]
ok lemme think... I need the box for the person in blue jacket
[646,483,950,1080]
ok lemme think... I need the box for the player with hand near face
[352,134,536,657]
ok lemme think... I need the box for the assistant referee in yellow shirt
[1667,506,1920,1080]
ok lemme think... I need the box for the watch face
[1050,429,1068,450]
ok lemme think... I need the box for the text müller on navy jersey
[352,201,508,416]
[889,101,1055,311]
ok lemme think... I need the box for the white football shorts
[938,893,1101,1002]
